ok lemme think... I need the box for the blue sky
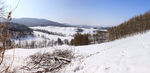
[6,0,150,26]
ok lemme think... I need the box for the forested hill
[108,11,150,41]
[6,22,33,39]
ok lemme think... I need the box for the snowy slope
[33,31,73,41]
[63,31,150,73]
[5,31,150,73]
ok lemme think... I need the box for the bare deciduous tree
[0,0,13,72]
[108,11,150,41]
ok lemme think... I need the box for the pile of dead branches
[22,49,74,73]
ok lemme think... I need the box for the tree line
[70,30,109,46]
[13,38,69,49]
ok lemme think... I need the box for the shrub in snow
[21,49,74,73]
[64,39,69,45]
[57,38,63,45]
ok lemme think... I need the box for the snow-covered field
[4,30,150,73]
[31,26,97,41]
[31,26,97,36]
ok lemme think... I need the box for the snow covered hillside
[63,31,150,73]
[23,26,97,43]
[5,30,150,73]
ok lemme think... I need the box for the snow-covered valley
[13,26,98,48]
[4,28,150,73]
[1,0,150,72]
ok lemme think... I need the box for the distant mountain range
[11,18,72,27]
